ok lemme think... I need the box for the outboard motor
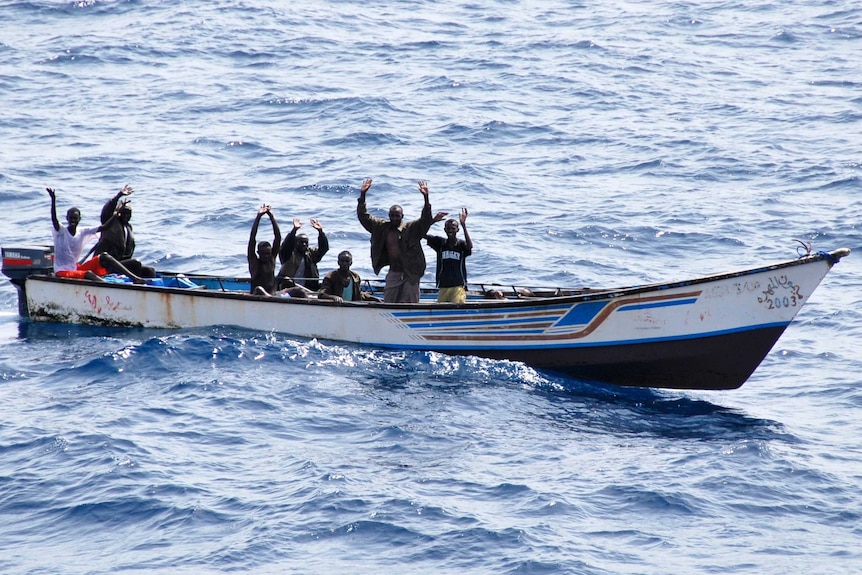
[2,246,54,317]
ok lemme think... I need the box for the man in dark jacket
[92,184,156,278]
[356,178,433,303]
[277,217,328,291]
[318,251,363,303]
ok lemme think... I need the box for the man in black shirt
[425,208,472,303]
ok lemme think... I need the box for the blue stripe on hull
[372,321,792,352]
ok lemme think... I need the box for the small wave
[189,137,274,157]
[40,50,105,66]
[771,30,799,43]
[817,175,860,191]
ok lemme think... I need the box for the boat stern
[2,246,54,317]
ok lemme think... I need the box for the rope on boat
[818,250,841,265]
[793,238,812,258]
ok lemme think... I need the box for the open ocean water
[1,1,861,573]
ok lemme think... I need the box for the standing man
[277,217,329,291]
[92,184,156,278]
[248,204,281,295]
[426,208,473,303]
[356,178,433,303]
[47,187,148,284]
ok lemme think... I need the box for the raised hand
[293,217,302,229]
[360,178,373,194]
[418,180,429,196]
[310,218,323,230]
[432,211,449,223]
[460,207,468,225]
[46,187,56,198]
[119,184,133,196]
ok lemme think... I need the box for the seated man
[92,184,156,278]
[318,251,364,303]
[277,217,328,291]
[47,187,149,284]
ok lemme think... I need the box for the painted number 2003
[757,275,804,310]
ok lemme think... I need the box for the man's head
[444,219,460,237]
[337,250,353,272]
[295,234,310,254]
[257,241,272,258]
[66,207,81,228]
[388,205,403,227]
[119,205,132,224]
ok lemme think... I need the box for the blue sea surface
[1,1,861,573]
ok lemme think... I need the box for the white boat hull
[15,248,849,390]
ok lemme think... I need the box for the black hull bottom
[462,326,789,390]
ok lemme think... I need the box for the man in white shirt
[47,187,148,284]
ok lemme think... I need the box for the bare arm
[418,180,430,207]
[317,290,343,303]
[460,208,473,252]
[268,208,281,264]
[432,211,448,224]
[248,208,265,261]
[424,212,449,239]
[46,188,60,231]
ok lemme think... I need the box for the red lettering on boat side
[84,290,122,314]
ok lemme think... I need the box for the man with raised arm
[247,204,281,296]
[426,207,473,303]
[92,184,156,278]
[277,217,328,291]
[356,178,433,303]
[47,186,149,284]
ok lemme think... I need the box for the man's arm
[358,178,372,203]
[278,218,300,264]
[418,180,430,206]
[248,209,265,262]
[96,199,126,233]
[416,180,433,237]
[268,210,281,264]
[317,272,342,303]
[424,212,449,239]
[356,178,385,233]
[46,188,60,231]
[460,208,473,254]
[101,184,133,224]
[425,235,444,252]
[312,219,329,261]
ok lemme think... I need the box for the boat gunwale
[22,248,848,310]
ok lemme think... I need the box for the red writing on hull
[84,290,122,314]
